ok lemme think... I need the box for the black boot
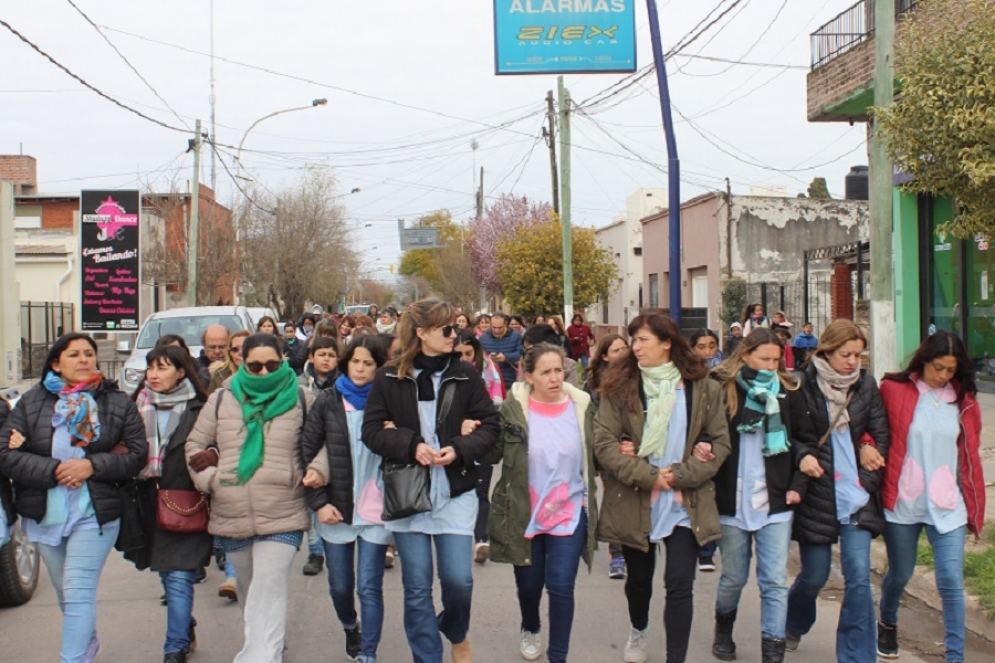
[712,609,737,661]
[163,652,187,663]
[761,637,786,663]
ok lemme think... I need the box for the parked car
[246,307,280,330]
[121,306,256,393]
[1,388,37,608]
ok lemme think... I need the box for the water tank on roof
[845,166,869,201]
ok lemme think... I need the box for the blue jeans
[715,520,791,640]
[323,538,389,663]
[160,570,197,654]
[513,511,587,663]
[393,532,474,663]
[880,522,966,662]
[37,521,120,663]
[786,523,874,661]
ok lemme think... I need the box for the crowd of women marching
[0,299,985,663]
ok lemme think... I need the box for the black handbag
[379,379,457,521]
[380,460,432,521]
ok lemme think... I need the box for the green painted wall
[893,189,920,365]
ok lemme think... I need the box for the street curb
[867,539,994,644]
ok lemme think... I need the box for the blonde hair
[211,329,251,376]
[713,327,797,418]
[814,319,867,359]
[392,299,457,379]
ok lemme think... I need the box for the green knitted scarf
[228,361,299,484]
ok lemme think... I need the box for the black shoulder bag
[381,380,456,521]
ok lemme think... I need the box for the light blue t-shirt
[524,398,585,538]
[830,417,869,524]
[386,371,477,536]
[23,418,101,546]
[720,428,792,532]
[885,393,967,534]
[648,387,692,542]
[315,405,392,546]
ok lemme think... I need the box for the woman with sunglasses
[0,332,147,662]
[875,331,985,663]
[186,333,327,661]
[362,299,500,663]
[206,330,250,395]
[300,336,390,662]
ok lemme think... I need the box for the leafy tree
[807,177,832,200]
[871,0,995,237]
[495,218,619,318]
[469,194,553,294]
[398,210,480,309]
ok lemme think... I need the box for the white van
[121,306,255,392]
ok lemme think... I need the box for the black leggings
[474,464,494,542]
[622,527,699,663]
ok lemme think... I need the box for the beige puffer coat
[185,386,327,539]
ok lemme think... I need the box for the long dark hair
[600,314,707,412]
[241,333,283,361]
[583,332,625,391]
[142,345,208,401]
[43,332,99,379]
[884,329,976,399]
[454,329,484,373]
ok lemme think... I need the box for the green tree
[807,177,832,200]
[495,218,619,317]
[398,210,480,308]
[871,0,995,237]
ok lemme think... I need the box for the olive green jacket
[593,377,730,551]
[482,381,599,569]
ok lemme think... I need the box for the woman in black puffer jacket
[0,332,146,662]
[785,320,890,662]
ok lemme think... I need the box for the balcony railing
[811,0,920,70]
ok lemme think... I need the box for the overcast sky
[1,0,865,274]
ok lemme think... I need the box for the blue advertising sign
[494,0,636,75]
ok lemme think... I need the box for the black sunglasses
[246,360,282,374]
[441,325,455,338]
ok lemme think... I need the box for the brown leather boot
[451,638,472,663]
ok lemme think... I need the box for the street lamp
[233,98,328,304]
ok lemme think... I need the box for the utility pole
[558,76,573,323]
[209,0,217,192]
[477,167,487,313]
[870,0,896,376]
[187,119,202,307]
[646,0,683,324]
[545,90,560,215]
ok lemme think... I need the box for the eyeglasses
[441,325,455,338]
[205,345,227,351]
[246,360,282,374]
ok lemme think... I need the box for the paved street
[1,543,942,663]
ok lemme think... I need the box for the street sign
[493,0,637,75]
[80,190,141,332]
[398,219,444,251]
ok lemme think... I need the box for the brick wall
[807,39,875,122]
[831,261,854,320]
[0,155,37,194]
[42,200,76,229]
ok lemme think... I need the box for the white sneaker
[624,626,649,663]
[520,630,542,661]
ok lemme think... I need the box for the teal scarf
[228,362,299,484]
[638,362,682,458]
[735,367,790,457]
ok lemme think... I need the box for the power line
[0,18,188,134]
[63,0,190,130]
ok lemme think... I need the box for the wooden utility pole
[558,77,573,323]
[187,119,202,307]
[546,90,560,215]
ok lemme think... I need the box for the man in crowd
[479,312,523,387]
[198,325,230,385]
